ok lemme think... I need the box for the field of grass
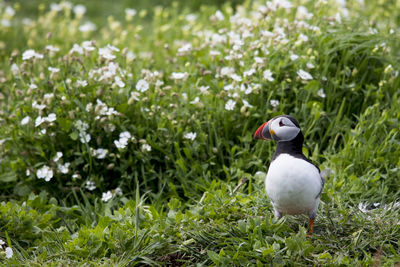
[0,0,400,265]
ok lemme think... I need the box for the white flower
[243,68,256,77]
[141,143,152,152]
[114,132,131,149]
[125,8,137,18]
[242,99,253,108]
[126,51,136,61]
[263,69,274,82]
[254,57,264,64]
[73,4,86,16]
[297,6,313,20]
[114,76,125,88]
[79,21,97,32]
[53,152,63,162]
[5,247,13,259]
[243,84,253,95]
[0,239,4,248]
[45,45,60,52]
[223,84,234,91]
[85,180,96,191]
[261,30,273,37]
[317,89,326,98]
[101,191,113,202]
[92,148,107,159]
[190,97,200,104]
[11,63,19,75]
[290,54,299,61]
[58,163,70,174]
[35,116,45,127]
[185,14,197,22]
[44,93,54,100]
[276,0,293,9]
[79,133,91,143]
[178,43,192,53]
[70,43,84,54]
[75,120,89,131]
[335,12,342,23]
[99,47,116,60]
[50,3,62,12]
[82,41,95,51]
[214,10,225,21]
[136,79,149,92]
[198,86,209,94]
[22,49,43,60]
[32,101,46,110]
[306,62,315,69]
[2,19,11,27]
[5,6,15,16]
[155,80,164,87]
[270,99,280,108]
[129,92,140,102]
[120,131,131,140]
[184,132,197,141]
[209,50,221,56]
[21,116,30,125]
[107,44,120,52]
[225,99,236,111]
[230,73,242,82]
[45,113,57,122]
[114,139,127,149]
[297,69,313,80]
[37,166,53,182]
[298,34,309,42]
[76,80,88,87]
[220,67,235,77]
[171,72,188,80]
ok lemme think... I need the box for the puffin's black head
[254,115,301,142]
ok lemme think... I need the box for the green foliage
[0,0,400,265]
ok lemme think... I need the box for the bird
[254,115,324,237]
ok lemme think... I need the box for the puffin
[254,115,324,236]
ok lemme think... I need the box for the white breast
[265,153,322,215]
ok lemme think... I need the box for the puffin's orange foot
[307,218,314,238]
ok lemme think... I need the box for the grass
[0,0,400,265]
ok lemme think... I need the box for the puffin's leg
[307,199,320,237]
[307,218,315,237]
[307,209,318,237]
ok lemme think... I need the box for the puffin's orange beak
[254,120,272,140]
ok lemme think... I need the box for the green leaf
[14,184,31,196]
[58,117,72,132]
[117,103,128,113]
[69,131,79,140]
[0,172,17,183]
[207,250,220,264]
[304,80,320,93]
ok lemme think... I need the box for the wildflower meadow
[0,0,400,265]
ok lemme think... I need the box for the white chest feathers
[265,153,322,216]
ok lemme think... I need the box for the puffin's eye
[279,120,285,127]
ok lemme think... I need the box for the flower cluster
[1,0,397,207]
[114,131,132,149]
[0,239,13,259]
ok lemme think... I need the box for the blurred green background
[7,0,244,23]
